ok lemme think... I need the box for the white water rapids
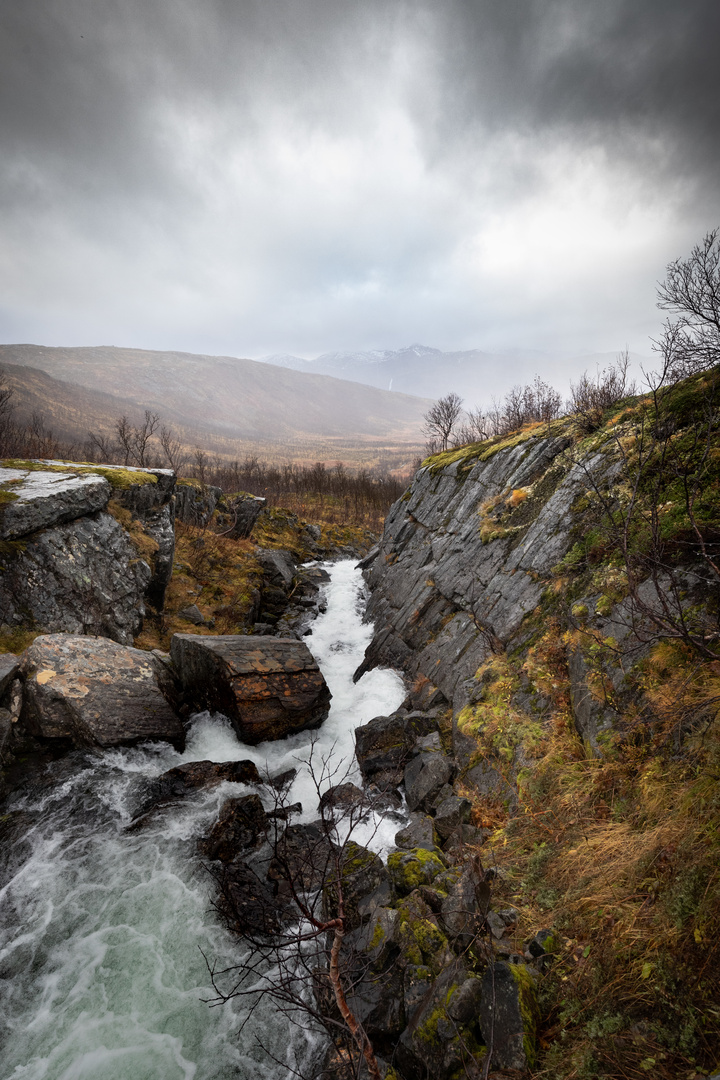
[0,560,405,1080]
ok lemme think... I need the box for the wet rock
[260,584,288,621]
[339,914,407,1043]
[19,634,185,749]
[398,962,483,1080]
[216,859,291,935]
[130,758,262,819]
[354,710,439,788]
[479,960,539,1072]
[299,565,330,586]
[323,841,392,930]
[356,429,586,712]
[348,962,406,1045]
[0,808,34,889]
[387,847,446,896]
[266,801,302,820]
[412,730,442,754]
[394,813,439,852]
[433,795,472,839]
[319,782,365,812]
[364,783,404,816]
[396,892,452,977]
[403,962,434,1019]
[404,750,454,813]
[0,463,177,628]
[356,545,379,570]
[200,794,268,861]
[267,766,297,790]
[0,510,153,645]
[447,975,483,1025]
[0,707,13,765]
[440,862,491,949]
[268,820,335,892]
[170,634,331,744]
[0,653,20,697]
[256,549,296,590]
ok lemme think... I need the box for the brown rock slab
[170,633,331,744]
[19,634,185,749]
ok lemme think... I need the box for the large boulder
[322,840,393,931]
[215,859,292,936]
[170,633,331,744]
[129,758,261,820]
[397,962,485,1080]
[404,748,454,812]
[440,862,491,949]
[199,794,268,861]
[19,634,185,749]
[220,493,266,539]
[354,710,438,788]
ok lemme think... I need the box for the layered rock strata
[0,461,176,643]
[170,633,332,743]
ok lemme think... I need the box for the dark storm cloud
[0,0,718,360]
[424,1,720,189]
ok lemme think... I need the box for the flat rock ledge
[20,634,185,750]
[170,633,331,744]
[0,466,111,540]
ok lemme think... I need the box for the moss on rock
[387,847,446,895]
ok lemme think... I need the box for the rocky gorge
[1,367,720,1080]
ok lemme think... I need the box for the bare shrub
[569,350,636,432]
[654,227,720,384]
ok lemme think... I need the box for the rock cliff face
[0,461,175,644]
[356,419,645,760]
[358,426,583,706]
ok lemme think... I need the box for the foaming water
[0,560,405,1079]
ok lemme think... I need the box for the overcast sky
[1,0,719,366]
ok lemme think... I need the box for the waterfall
[0,560,405,1080]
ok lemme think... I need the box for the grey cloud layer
[1,0,719,361]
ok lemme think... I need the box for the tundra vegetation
[392,231,720,1079]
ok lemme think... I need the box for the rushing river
[0,560,405,1080]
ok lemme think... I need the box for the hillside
[0,344,431,467]
[355,366,720,1077]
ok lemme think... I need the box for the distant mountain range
[0,344,432,468]
[259,343,651,405]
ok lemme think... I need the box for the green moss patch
[1,460,157,490]
[388,848,446,894]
